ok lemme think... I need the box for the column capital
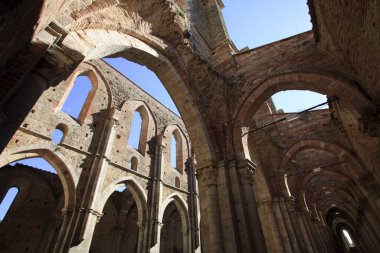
[237,158,257,171]
[236,158,256,185]
[196,163,218,186]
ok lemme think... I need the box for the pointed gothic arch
[159,194,191,253]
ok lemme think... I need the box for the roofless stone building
[0,1,379,252]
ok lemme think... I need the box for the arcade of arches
[0,0,379,252]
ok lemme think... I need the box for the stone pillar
[146,138,164,253]
[270,197,296,253]
[358,199,380,244]
[0,58,53,152]
[136,221,147,253]
[257,201,286,253]
[236,159,267,253]
[196,164,225,253]
[114,227,124,253]
[280,197,306,252]
[53,209,75,253]
[295,209,315,253]
[357,211,380,252]
[186,158,201,252]
[37,215,64,253]
[356,218,378,253]
[299,210,321,253]
[309,218,329,253]
[68,110,119,252]
[0,30,79,154]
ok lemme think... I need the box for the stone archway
[93,178,149,253]
[159,194,191,253]
[62,29,216,166]
[278,139,368,179]
[0,145,78,253]
[233,72,374,160]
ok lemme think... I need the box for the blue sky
[1,1,328,217]
[222,0,312,49]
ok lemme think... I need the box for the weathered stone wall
[0,165,63,253]
[309,0,380,101]
[1,0,380,252]
[0,59,200,252]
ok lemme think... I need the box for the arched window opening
[341,229,355,248]
[0,187,18,222]
[171,134,177,169]
[128,111,143,151]
[52,123,68,145]
[103,58,180,116]
[52,129,64,144]
[175,177,180,188]
[0,157,65,251]
[9,158,57,174]
[131,157,138,171]
[116,185,127,193]
[271,90,328,113]
[61,75,92,120]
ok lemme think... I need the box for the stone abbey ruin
[0,0,379,253]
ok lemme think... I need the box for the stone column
[0,57,53,152]
[53,209,75,253]
[236,159,267,253]
[309,218,329,253]
[257,200,286,253]
[356,218,377,253]
[280,197,305,253]
[359,173,380,211]
[37,215,64,253]
[136,221,147,253]
[358,199,380,244]
[68,110,119,252]
[295,209,314,253]
[196,163,224,253]
[0,31,79,154]
[271,198,295,253]
[186,158,201,252]
[357,212,380,252]
[146,138,164,253]
[299,209,320,253]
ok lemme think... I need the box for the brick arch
[63,29,216,166]
[97,176,149,253]
[279,140,368,178]
[304,175,357,208]
[55,62,113,126]
[321,196,358,223]
[233,72,374,159]
[97,176,148,223]
[300,170,360,203]
[0,145,78,252]
[330,217,357,240]
[0,145,77,210]
[159,193,191,253]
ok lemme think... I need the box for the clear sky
[222,0,312,49]
[0,1,328,217]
